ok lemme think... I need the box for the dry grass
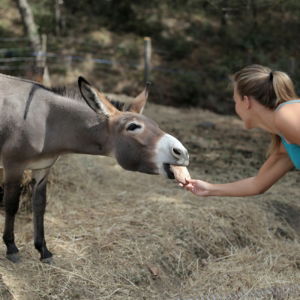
[0,102,299,299]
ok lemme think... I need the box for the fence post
[41,34,51,86]
[144,37,151,84]
[55,0,65,36]
[290,57,296,75]
[64,55,72,74]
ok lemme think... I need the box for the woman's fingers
[178,178,210,196]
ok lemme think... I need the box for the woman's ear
[243,95,252,109]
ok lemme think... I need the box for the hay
[0,102,299,299]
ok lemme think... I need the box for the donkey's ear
[129,82,151,114]
[78,76,118,117]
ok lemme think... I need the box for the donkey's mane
[49,85,130,112]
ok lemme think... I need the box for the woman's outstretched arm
[184,143,293,197]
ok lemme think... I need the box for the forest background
[1,1,300,299]
[1,0,300,114]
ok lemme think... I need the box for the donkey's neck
[45,94,112,156]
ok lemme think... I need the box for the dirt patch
[0,101,299,299]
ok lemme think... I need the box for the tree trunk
[14,0,42,66]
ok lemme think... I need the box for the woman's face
[233,85,252,129]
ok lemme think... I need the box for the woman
[184,64,300,197]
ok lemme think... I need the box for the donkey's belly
[0,156,59,170]
[25,156,59,170]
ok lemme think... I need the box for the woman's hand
[181,179,212,196]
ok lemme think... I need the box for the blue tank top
[276,99,300,169]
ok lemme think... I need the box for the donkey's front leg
[3,180,22,263]
[32,169,52,263]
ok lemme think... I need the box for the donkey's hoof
[41,257,54,264]
[6,253,20,263]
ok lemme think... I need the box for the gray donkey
[0,73,189,263]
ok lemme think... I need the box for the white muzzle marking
[154,133,189,175]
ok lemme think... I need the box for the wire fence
[2,35,296,111]
[0,35,237,112]
[0,36,201,84]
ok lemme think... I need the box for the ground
[0,100,299,299]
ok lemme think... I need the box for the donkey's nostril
[172,147,182,157]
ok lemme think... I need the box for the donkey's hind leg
[2,169,23,263]
[32,169,53,263]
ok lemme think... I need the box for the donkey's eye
[126,123,142,131]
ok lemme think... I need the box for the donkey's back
[0,73,36,113]
[0,73,41,129]
[0,74,59,161]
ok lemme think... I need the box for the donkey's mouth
[163,163,175,179]
[163,164,191,183]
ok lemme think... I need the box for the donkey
[0,73,189,263]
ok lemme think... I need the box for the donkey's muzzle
[154,133,189,177]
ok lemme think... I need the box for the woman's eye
[126,123,142,131]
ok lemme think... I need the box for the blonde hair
[233,64,298,155]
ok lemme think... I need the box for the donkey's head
[78,77,189,178]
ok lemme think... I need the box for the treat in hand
[170,165,191,185]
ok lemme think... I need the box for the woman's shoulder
[275,100,300,116]
[276,99,300,111]
[275,100,300,144]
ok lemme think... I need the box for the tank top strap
[276,99,300,111]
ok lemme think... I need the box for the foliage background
[0,2,300,299]
[1,0,300,112]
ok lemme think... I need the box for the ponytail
[272,71,297,106]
